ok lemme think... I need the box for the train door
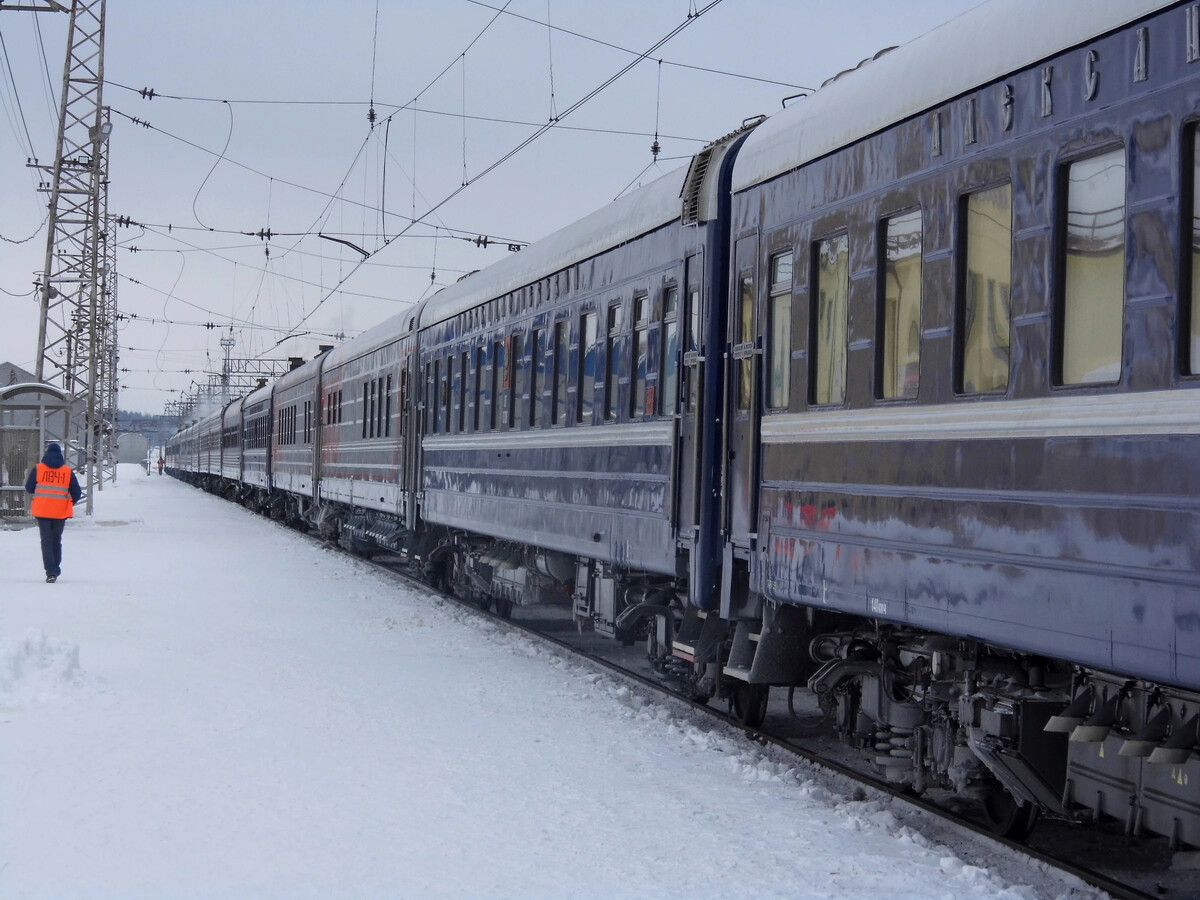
[724,234,761,550]
[675,253,703,535]
[402,341,421,531]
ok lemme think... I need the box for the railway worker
[24,442,82,584]
[157,455,164,476]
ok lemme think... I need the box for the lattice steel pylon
[94,114,118,490]
[29,0,111,514]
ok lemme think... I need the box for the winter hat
[47,442,61,453]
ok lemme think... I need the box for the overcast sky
[0,0,984,413]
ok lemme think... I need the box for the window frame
[1052,143,1127,389]
[955,181,1014,396]
[809,231,850,407]
[766,250,794,411]
[876,208,923,402]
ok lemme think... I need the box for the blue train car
[412,127,749,627]
[719,0,1198,843]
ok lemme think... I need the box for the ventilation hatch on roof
[680,146,714,226]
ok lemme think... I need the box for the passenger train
[168,0,1200,846]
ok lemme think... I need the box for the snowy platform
[1,466,1101,899]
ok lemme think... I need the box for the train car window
[474,346,485,432]
[768,252,793,409]
[632,295,649,418]
[1060,148,1125,385]
[1192,133,1200,373]
[531,328,545,427]
[362,382,369,439]
[508,332,522,429]
[445,355,456,434]
[371,380,379,438]
[960,184,1012,393]
[436,357,446,434]
[459,350,468,433]
[374,377,382,438]
[605,302,623,421]
[812,235,849,405]
[554,320,568,425]
[337,390,342,425]
[373,380,380,438]
[385,375,393,437]
[579,312,598,423]
[879,211,923,400]
[662,287,679,416]
[492,339,504,430]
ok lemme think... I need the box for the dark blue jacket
[25,444,82,503]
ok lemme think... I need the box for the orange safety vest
[30,463,74,519]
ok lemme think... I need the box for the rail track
[330,545,1190,900]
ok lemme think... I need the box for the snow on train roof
[732,0,1174,193]
[417,164,689,330]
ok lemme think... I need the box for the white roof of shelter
[732,0,1174,193]
[0,382,72,403]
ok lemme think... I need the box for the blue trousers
[36,517,66,577]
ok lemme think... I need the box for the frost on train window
[553,320,568,425]
[960,185,1011,393]
[578,312,598,423]
[605,302,622,421]
[508,333,521,429]
[880,211,922,399]
[492,339,505,430]
[661,287,679,416]
[1061,149,1125,385]
[531,328,545,427]
[632,294,649,418]
[474,346,485,432]
[767,252,793,410]
[812,234,848,405]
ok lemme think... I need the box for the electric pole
[16,0,112,514]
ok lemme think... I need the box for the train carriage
[720,0,1199,843]
[241,383,273,506]
[219,396,244,497]
[316,313,415,552]
[196,410,222,486]
[412,128,748,628]
[270,355,325,520]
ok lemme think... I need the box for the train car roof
[416,164,689,330]
[322,305,419,370]
[732,0,1173,193]
[244,382,273,407]
[273,354,325,393]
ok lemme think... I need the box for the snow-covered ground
[1,467,1103,899]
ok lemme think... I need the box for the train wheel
[730,683,769,729]
[981,786,1039,840]
[494,597,514,619]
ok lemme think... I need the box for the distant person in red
[24,442,82,583]
[157,456,165,476]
